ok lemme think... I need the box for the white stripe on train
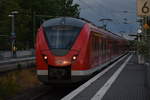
[37,60,111,76]
[37,54,127,76]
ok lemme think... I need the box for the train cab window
[44,26,81,49]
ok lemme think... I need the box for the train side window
[104,39,107,56]
[93,36,95,51]
[101,38,104,56]
[95,37,98,53]
[104,40,106,56]
[96,37,99,56]
[94,37,96,51]
[92,35,96,52]
[100,38,102,57]
[94,36,97,52]
[98,38,100,56]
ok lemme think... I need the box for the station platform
[62,54,150,100]
[0,56,35,65]
[101,54,150,100]
[0,56,35,72]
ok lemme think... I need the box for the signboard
[144,24,150,29]
[137,0,150,16]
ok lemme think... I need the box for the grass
[0,68,41,100]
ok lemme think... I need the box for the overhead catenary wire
[77,0,124,31]
[76,0,138,34]
[77,0,122,24]
[78,0,105,18]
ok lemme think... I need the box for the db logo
[56,60,63,64]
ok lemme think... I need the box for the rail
[0,57,35,72]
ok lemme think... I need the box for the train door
[90,33,97,67]
[109,38,113,59]
[99,37,102,65]
[89,33,94,68]
[107,38,111,60]
[106,39,108,62]
[95,36,99,66]
[101,37,106,64]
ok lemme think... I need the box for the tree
[0,0,80,50]
[0,0,21,50]
[137,41,149,56]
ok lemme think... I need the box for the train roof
[42,17,126,41]
[43,17,86,28]
[76,17,126,41]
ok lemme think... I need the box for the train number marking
[142,1,149,14]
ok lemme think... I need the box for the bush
[137,41,150,58]
[0,69,40,100]
[0,74,20,100]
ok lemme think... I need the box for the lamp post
[8,11,18,57]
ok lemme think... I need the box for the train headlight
[42,55,48,63]
[43,55,48,60]
[72,55,77,61]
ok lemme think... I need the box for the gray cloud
[74,0,138,38]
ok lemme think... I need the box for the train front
[35,17,90,84]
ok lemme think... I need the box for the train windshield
[44,26,81,49]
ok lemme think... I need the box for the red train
[35,17,128,84]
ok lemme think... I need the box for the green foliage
[0,69,40,100]
[128,40,137,51]
[0,74,20,100]
[137,41,150,57]
[0,0,80,50]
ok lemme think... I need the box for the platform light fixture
[8,10,19,58]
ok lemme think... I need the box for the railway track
[11,85,50,100]
[11,54,129,100]
[0,57,35,72]
[30,91,49,100]
[0,57,35,65]
[11,85,80,100]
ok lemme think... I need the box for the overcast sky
[73,0,139,39]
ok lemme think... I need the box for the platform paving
[102,54,150,100]
[67,54,150,100]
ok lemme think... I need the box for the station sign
[137,0,150,16]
